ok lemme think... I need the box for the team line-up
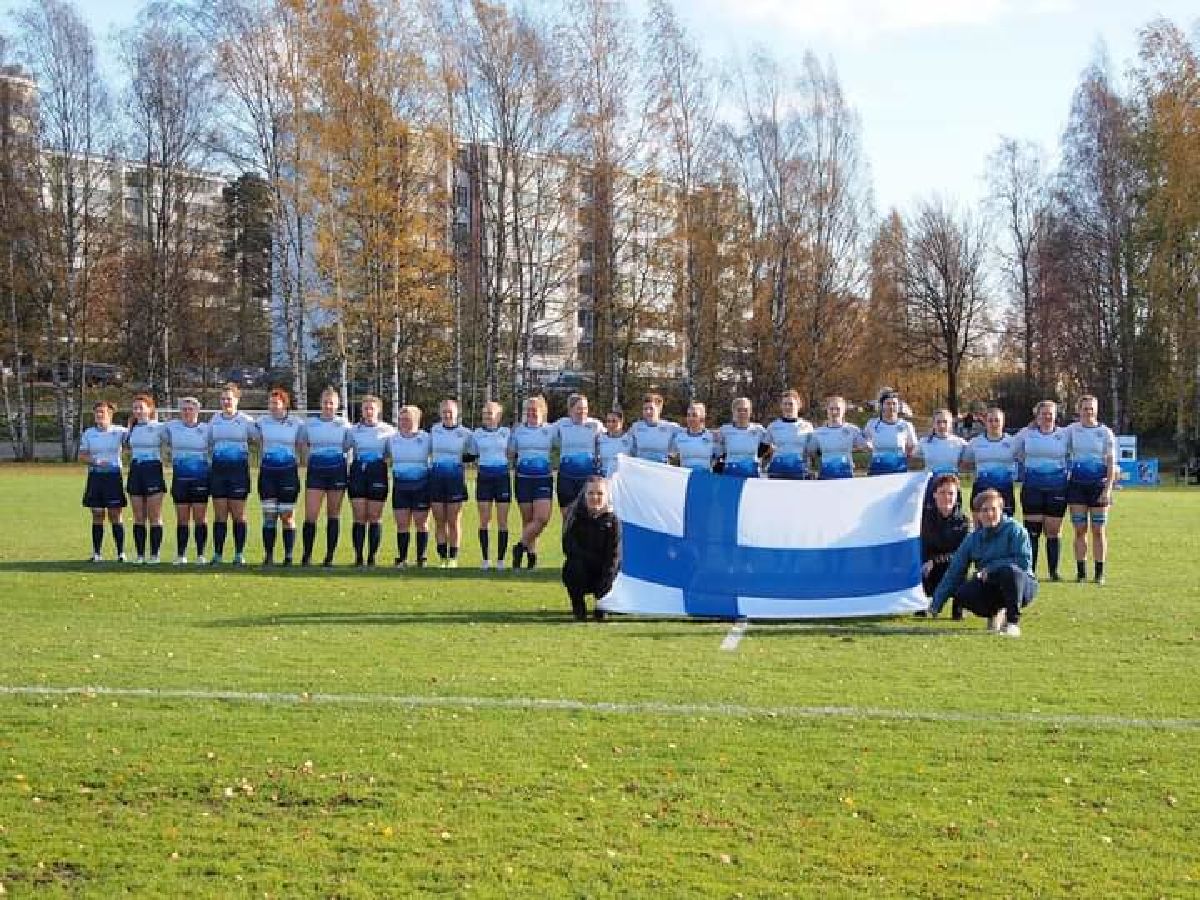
[76,383,1118,583]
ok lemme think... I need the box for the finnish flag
[601,457,928,618]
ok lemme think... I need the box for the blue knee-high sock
[352,522,366,562]
[91,523,104,555]
[1046,537,1061,576]
[281,527,296,560]
[233,521,247,553]
[133,523,147,557]
[150,524,163,556]
[262,521,277,560]
[367,522,381,560]
[111,522,125,555]
[194,522,208,555]
[176,525,189,556]
[213,521,228,555]
[325,519,340,562]
[416,531,429,562]
[302,522,317,560]
[478,528,490,561]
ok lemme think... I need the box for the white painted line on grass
[720,620,750,652]
[2,684,1198,732]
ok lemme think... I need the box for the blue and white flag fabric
[600,457,927,618]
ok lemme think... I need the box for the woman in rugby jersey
[301,387,351,567]
[597,409,633,477]
[717,397,767,477]
[469,401,512,571]
[1065,395,1118,585]
[388,405,432,568]
[552,394,604,511]
[961,407,1018,516]
[670,401,717,471]
[256,388,305,566]
[508,395,556,569]
[764,390,814,480]
[346,395,394,567]
[125,393,168,564]
[915,408,967,507]
[430,399,472,568]
[79,400,128,562]
[809,396,868,479]
[863,389,917,475]
[629,393,681,464]
[164,397,211,564]
[208,383,257,565]
[1013,399,1070,581]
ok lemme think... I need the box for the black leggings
[562,558,611,620]
[955,564,1038,624]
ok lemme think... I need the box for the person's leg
[212,498,229,561]
[147,492,164,561]
[1090,507,1109,583]
[1043,515,1063,580]
[954,578,1003,626]
[130,495,148,561]
[495,501,510,569]
[1070,503,1089,581]
[175,502,192,559]
[303,488,324,564]
[562,559,589,621]
[324,490,344,566]
[477,500,492,565]
[431,501,448,562]
[107,507,126,558]
[230,499,248,562]
[446,501,463,564]
[394,508,412,566]
[366,501,384,565]
[414,510,431,566]
[524,498,552,568]
[514,501,533,568]
[90,508,106,558]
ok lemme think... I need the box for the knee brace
[1025,520,1043,539]
[261,499,279,517]
[1089,510,1108,527]
[1070,511,1088,527]
[276,502,295,516]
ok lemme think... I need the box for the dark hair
[563,474,610,535]
[932,473,960,492]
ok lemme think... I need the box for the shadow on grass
[207,609,573,628]
[0,560,562,582]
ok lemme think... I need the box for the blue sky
[4,0,1197,213]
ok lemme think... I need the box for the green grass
[1,466,1198,897]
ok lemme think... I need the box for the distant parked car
[543,370,594,395]
[224,366,266,389]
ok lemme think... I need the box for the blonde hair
[524,396,547,421]
[399,404,422,426]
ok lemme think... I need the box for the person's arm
[931,531,976,614]
[599,515,621,592]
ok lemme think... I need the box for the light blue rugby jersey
[553,417,604,478]
[209,412,257,467]
[164,420,210,479]
[671,429,716,471]
[765,417,813,477]
[630,419,680,463]
[1065,422,1116,484]
[1014,425,1069,488]
[598,432,633,476]
[304,415,351,472]
[864,417,917,473]
[257,414,305,470]
[347,422,395,464]
[388,430,431,482]
[509,423,556,478]
[430,422,472,477]
[127,419,168,463]
[719,422,767,477]
[80,425,128,472]
[916,434,966,475]
[964,434,1018,491]
[469,426,511,478]
[811,424,864,478]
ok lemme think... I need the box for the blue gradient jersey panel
[127,420,167,463]
[916,434,966,475]
[209,412,256,466]
[765,418,814,477]
[671,429,717,471]
[348,422,394,464]
[430,422,472,477]
[864,418,917,475]
[304,416,351,472]
[630,420,681,463]
[510,423,556,478]
[1065,422,1116,484]
[553,417,604,478]
[964,434,1018,490]
[469,426,511,478]
[718,423,767,477]
[165,420,210,479]
[388,431,431,482]
[1015,426,1069,488]
[80,425,128,472]
[257,415,304,470]
[811,424,863,479]
[598,432,633,476]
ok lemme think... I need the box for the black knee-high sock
[282,527,296,560]
[1095,560,1105,579]
[436,541,447,560]
[176,524,189,556]
[111,522,125,555]
[1077,559,1087,580]
[92,523,104,555]
[416,531,429,562]
[1025,522,1043,572]
[479,528,490,561]
[213,521,228,555]
[194,522,208,555]
[150,524,163,556]
[526,548,537,569]
[1046,537,1061,576]
[367,522,381,561]
[512,541,525,567]
[302,522,317,560]
[352,522,366,562]
[498,530,509,561]
[262,521,277,560]
[449,544,458,560]
[396,531,410,562]
[325,519,340,562]
[233,521,248,553]
[133,523,147,557]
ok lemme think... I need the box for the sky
[3,0,1197,214]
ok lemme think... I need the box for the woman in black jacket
[561,475,621,621]
[920,474,970,618]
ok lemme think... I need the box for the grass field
[1,466,1198,897]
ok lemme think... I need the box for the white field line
[1,684,1198,731]
[720,620,750,651]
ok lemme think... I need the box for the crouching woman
[928,488,1038,637]
[561,475,621,622]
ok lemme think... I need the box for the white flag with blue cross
[600,457,928,618]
